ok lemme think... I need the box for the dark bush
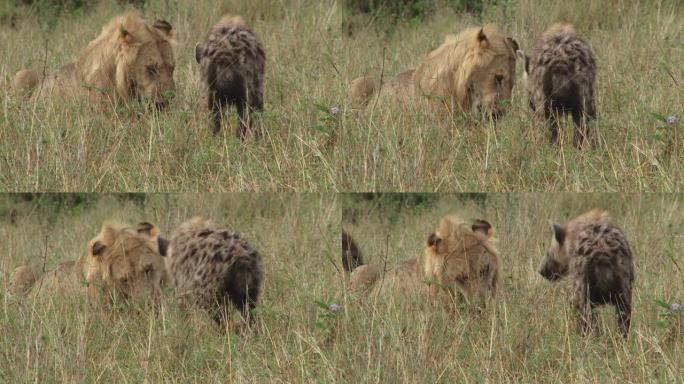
[344,0,485,21]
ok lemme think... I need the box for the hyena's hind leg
[208,92,227,135]
[245,86,265,138]
[572,92,597,149]
[223,268,262,331]
[615,291,632,339]
[572,282,596,336]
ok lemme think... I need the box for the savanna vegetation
[341,193,683,381]
[1,0,681,191]
[0,193,339,382]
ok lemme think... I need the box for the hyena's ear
[91,241,107,257]
[427,232,441,247]
[195,43,205,63]
[156,236,169,257]
[549,221,566,245]
[472,219,494,238]
[516,50,529,73]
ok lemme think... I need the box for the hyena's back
[569,211,634,301]
[530,23,597,118]
[168,221,264,316]
[568,210,634,337]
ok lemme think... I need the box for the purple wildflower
[329,106,340,115]
[329,303,340,312]
[671,303,681,311]
[666,115,677,126]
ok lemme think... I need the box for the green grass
[1,0,681,191]
[342,193,684,382]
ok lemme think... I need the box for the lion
[349,24,519,118]
[423,216,500,307]
[347,216,499,310]
[9,221,170,305]
[13,13,176,109]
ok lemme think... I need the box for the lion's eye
[494,75,505,87]
[143,265,154,277]
[147,66,159,76]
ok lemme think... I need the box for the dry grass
[341,193,684,382]
[0,193,339,382]
[0,0,681,191]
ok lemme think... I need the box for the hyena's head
[539,221,570,281]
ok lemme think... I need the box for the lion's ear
[195,43,205,63]
[427,232,441,247]
[472,219,494,238]
[92,241,106,257]
[153,19,173,36]
[477,27,489,49]
[120,26,136,45]
[137,222,160,238]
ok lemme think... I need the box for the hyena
[166,217,264,329]
[517,23,597,148]
[341,230,364,272]
[539,209,634,338]
[195,14,265,138]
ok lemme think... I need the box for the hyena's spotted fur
[166,217,264,328]
[540,210,634,338]
[518,23,597,148]
[195,14,265,138]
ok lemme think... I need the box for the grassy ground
[342,193,684,382]
[1,0,681,192]
[0,193,339,382]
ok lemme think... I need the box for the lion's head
[425,215,498,270]
[414,24,519,118]
[81,221,169,304]
[78,13,176,109]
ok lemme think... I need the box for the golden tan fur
[9,221,169,305]
[349,25,518,117]
[423,215,500,307]
[348,216,499,310]
[13,13,176,108]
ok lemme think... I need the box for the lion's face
[84,221,169,304]
[116,17,176,109]
[539,222,570,281]
[469,36,518,119]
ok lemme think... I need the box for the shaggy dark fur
[540,210,634,339]
[167,218,264,329]
[195,14,265,138]
[519,23,597,148]
[341,230,364,272]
